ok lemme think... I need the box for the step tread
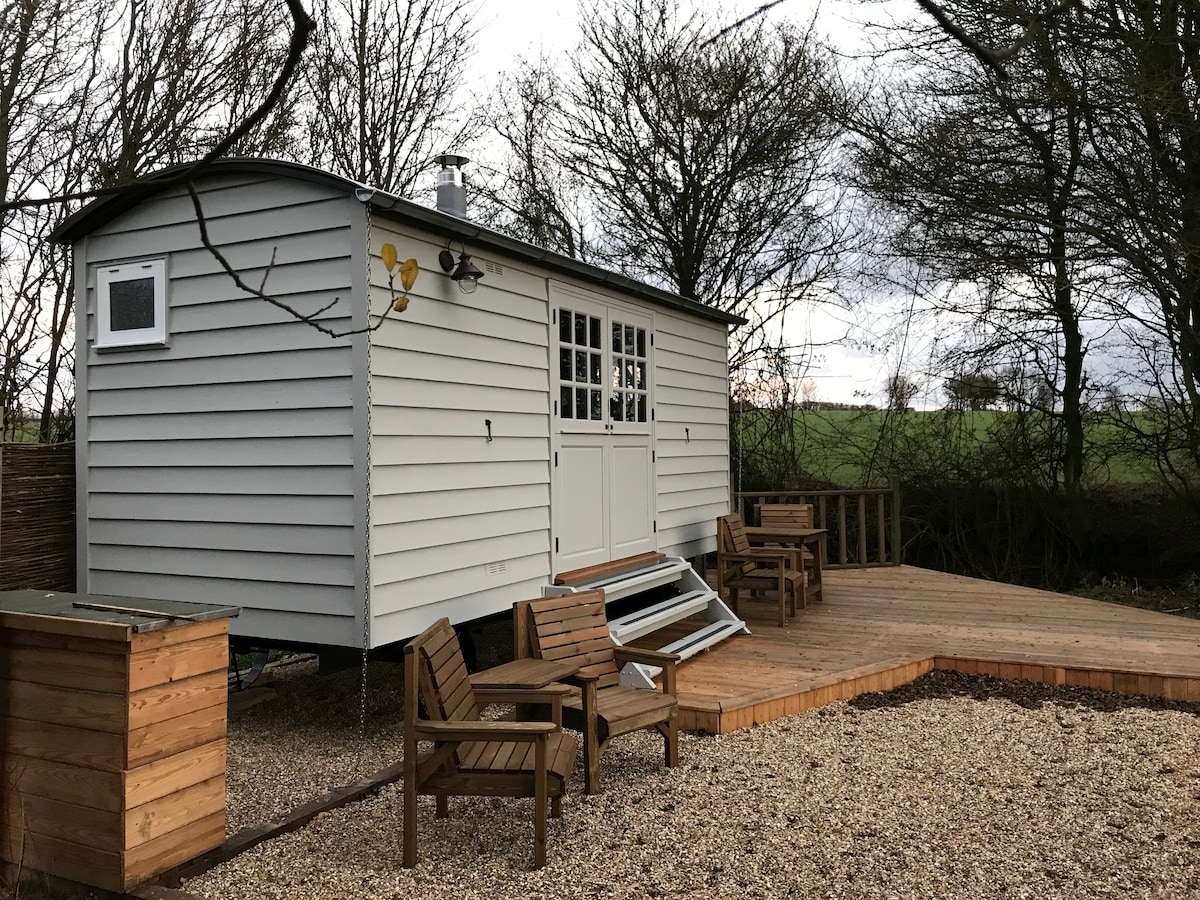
[608,588,713,634]
[573,558,690,590]
[659,619,748,659]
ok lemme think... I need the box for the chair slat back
[757,503,814,529]
[527,590,622,689]
[717,514,755,579]
[407,617,479,725]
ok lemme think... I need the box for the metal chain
[358,202,374,737]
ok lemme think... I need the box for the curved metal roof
[51,158,745,327]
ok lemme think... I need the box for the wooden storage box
[0,592,238,892]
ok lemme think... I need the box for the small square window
[95,258,168,348]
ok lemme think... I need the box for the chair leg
[533,737,548,869]
[665,716,679,767]
[777,571,787,627]
[403,753,417,867]
[552,793,563,818]
[582,681,602,795]
[435,796,448,818]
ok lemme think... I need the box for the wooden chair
[514,591,679,795]
[716,513,807,626]
[754,502,825,600]
[403,617,577,869]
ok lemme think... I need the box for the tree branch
[187,184,405,338]
[0,0,316,215]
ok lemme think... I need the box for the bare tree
[851,0,1109,497]
[302,0,476,195]
[473,61,592,260]
[484,0,853,380]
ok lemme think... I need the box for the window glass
[108,278,156,331]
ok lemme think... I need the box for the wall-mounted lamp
[438,245,484,294]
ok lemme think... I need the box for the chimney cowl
[435,153,470,219]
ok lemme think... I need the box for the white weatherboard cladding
[78,174,363,647]
[366,220,552,646]
[653,308,732,558]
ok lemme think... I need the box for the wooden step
[609,589,716,644]
[561,558,692,604]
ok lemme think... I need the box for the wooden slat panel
[0,679,127,733]
[0,643,128,692]
[127,632,228,692]
[126,669,225,732]
[123,810,226,889]
[124,774,225,850]
[123,739,226,809]
[126,703,227,769]
[1,717,126,771]
[1,794,122,852]
[0,825,124,893]
[6,752,124,811]
[0,628,130,657]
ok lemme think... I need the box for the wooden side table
[744,527,827,601]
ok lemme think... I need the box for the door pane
[559,309,572,343]
[576,388,588,418]
[560,386,573,419]
[589,316,602,349]
[574,312,587,345]
[590,352,602,384]
[590,389,603,420]
[575,350,587,382]
[559,348,572,382]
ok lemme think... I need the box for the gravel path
[190,668,1200,900]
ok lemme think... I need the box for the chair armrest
[565,671,601,685]
[475,683,570,725]
[721,551,791,565]
[473,683,573,706]
[614,646,680,667]
[413,720,556,742]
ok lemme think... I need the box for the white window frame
[94,258,168,349]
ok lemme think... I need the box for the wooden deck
[659,565,1200,733]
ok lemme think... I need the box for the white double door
[551,288,655,572]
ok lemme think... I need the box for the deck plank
[661,565,1200,732]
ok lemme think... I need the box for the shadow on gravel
[846,669,1200,716]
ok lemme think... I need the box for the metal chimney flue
[435,153,470,219]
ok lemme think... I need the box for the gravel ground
[191,667,1200,900]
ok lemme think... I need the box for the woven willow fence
[0,442,76,591]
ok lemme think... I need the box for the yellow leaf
[399,258,419,292]
[381,243,398,271]
[393,295,410,313]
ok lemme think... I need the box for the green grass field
[735,407,1160,488]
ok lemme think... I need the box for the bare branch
[700,0,789,47]
[916,0,1083,80]
[0,0,316,215]
[186,184,404,338]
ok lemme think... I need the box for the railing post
[838,495,847,566]
[857,493,867,565]
[889,477,902,566]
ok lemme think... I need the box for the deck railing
[734,479,902,569]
